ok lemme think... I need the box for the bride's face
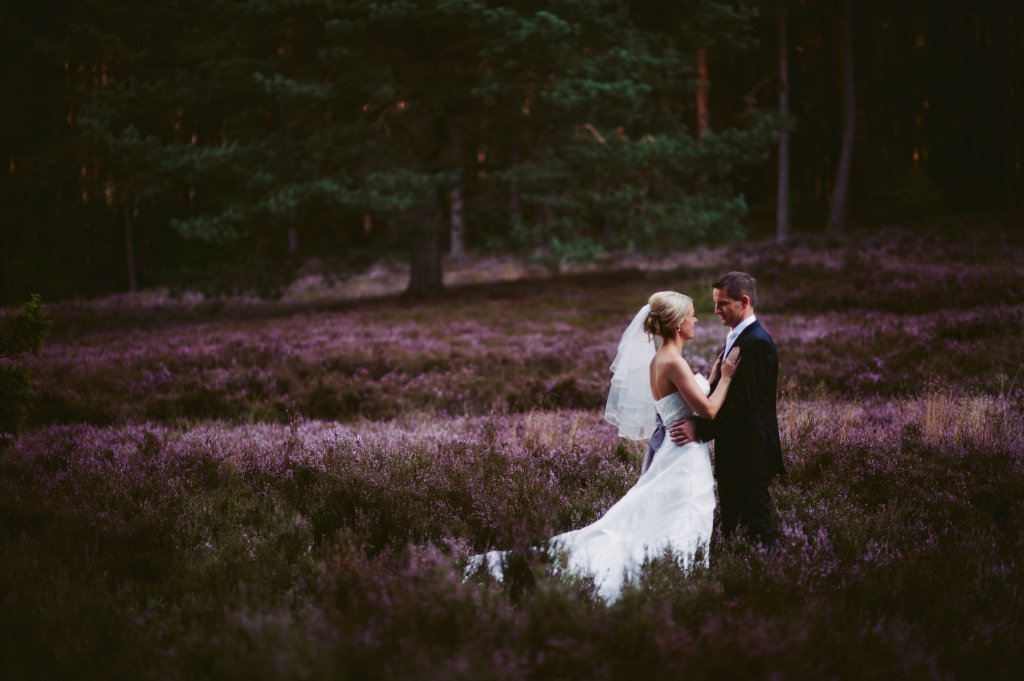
[677,304,697,340]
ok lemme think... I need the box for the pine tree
[51,0,777,297]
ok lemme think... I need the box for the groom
[670,272,785,548]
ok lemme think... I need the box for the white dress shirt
[723,314,757,359]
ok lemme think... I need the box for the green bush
[0,295,51,439]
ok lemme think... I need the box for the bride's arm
[669,348,740,420]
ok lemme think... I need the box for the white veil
[604,304,659,440]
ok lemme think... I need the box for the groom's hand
[669,418,698,446]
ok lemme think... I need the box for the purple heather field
[2,226,1024,680]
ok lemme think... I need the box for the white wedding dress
[469,375,716,602]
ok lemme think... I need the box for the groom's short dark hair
[713,271,758,306]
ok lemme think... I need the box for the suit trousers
[717,477,776,549]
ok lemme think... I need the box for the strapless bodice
[654,374,710,424]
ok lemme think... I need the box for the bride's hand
[720,347,741,380]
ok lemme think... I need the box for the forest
[2,0,1022,303]
[3,3,1024,679]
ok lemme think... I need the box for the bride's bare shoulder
[658,353,694,380]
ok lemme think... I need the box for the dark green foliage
[4,1,1024,302]
[1,0,784,301]
[0,366,33,439]
[0,294,51,358]
[0,295,51,438]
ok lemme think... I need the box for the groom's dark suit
[695,320,785,546]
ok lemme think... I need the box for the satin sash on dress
[642,413,666,474]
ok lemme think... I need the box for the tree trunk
[449,184,466,260]
[533,202,557,273]
[287,226,299,257]
[776,4,791,241]
[534,202,551,256]
[406,229,443,298]
[508,179,521,228]
[1000,0,1018,211]
[697,48,710,186]
[826,0,855,236]
[1,215,10,306]
[696,48,710,139]
[122,194,138,293]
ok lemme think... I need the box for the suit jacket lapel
[715,321,759,390]
[712,321,760,391]
[734,320,760,348]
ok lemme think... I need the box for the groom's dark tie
[646,413,666,464]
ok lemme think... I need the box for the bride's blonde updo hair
[644,291,692,340]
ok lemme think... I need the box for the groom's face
[713,288,746,328]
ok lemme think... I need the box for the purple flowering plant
[2,226,1023,679]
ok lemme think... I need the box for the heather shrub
[780,307,1024,399]
[4,229,1024,679]
[29,304,622,425]
[4,391,1023,680]
[747,228,1024,315]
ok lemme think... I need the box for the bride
[469,292,740,601]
